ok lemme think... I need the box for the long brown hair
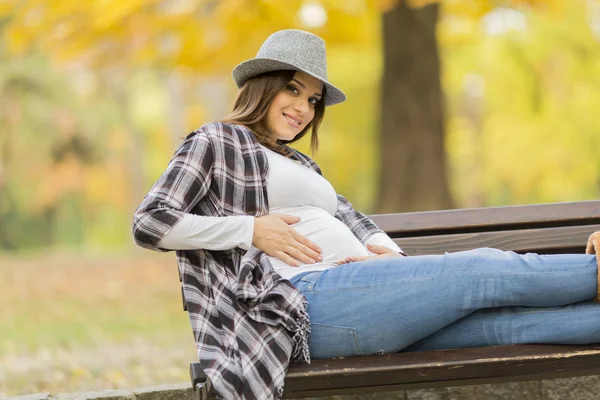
[220,70,326,156]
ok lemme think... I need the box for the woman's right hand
[253,214,322,267]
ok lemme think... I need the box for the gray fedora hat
[232,29,346,106]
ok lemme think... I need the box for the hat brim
[232,58,346,106]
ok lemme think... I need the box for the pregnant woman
[133,29,600,400]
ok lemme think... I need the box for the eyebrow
[292,79,322,97]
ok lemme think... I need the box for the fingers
[344,255,370,263]
[255,214,326,267]
[291,230,322,258]
[277,214,301,225]
[367,243,395,255]
[276,244,321,268]
[337,251,399,265]
[275,251,302,268]
[285,245,321,265]
[271,214,322,258]
[275,214,322,262]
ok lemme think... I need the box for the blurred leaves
[1,0,384,70]
[0,51,123,249]
[0,253,195,396]
[0,0,600,251]
[444,2,600,206]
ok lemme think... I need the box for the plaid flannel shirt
[132,122,384,399]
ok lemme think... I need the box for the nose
[293,97,309,114]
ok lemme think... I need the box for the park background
[2,0,600,396]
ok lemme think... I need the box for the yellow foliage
[4,0,600,251]
[407,0,439,8]
[0,0,565,73]
[34,155,85,212]
[186,104,207,130]
[0,0,403,69]
[83,163,129,212]
[445,0,600,206]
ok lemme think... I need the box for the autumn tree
[2,0,450,215]
[0,0,579,224]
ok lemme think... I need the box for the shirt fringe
[290,297,311,364]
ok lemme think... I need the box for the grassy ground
[0,250,197,397]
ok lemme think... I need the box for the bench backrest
[373,200,600,255]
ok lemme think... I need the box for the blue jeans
[288,248,600,359]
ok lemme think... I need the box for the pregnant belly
[272,206,369,262]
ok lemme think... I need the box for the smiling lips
[283,113,302,128]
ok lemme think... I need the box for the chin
[276,130,299,142]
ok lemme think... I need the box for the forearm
[132,131,215,252]
[158,214,254,251]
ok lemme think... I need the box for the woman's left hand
[336,244,405,265]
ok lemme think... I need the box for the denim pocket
[309,323,363,359]
[290,271,322,292]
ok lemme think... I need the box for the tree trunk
[377,2,454,213]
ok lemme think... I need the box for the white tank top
[262,146,369,279]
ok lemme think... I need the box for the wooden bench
[186,200,600,398]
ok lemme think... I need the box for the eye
[286,84,299,95]
[309,97,320,106]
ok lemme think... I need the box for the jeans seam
[303,265,595,293]
[477,306,598,316]
[304,276,435,293]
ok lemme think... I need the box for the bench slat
[283,344,600,398]
[193,344,600,399]
[394,224,600,256]
[372,201,600,236]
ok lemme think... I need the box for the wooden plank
[393,224,600,256]
[371,201,600,236]
[287,344,600,377]
[283,344,600,398]
[192,344,600,398]
[283,370,600,398]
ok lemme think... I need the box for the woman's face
[264,71,324,142]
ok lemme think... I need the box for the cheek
[271,92,290,110]
[266,101,281,121]
[267,96,286,120]
[273,106,286,123]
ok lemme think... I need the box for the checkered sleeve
[132,130,214,251]
[334,193,386,245]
